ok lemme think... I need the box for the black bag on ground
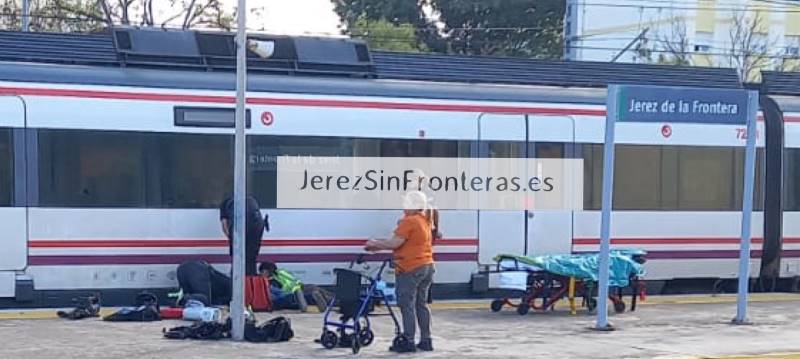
[163,320,231,340]
[244,316,294,343]
[103,291,161,322]
[57,295,101,320]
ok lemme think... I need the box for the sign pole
[596,85,619,330]
[733,91,759,325]
[231,0,248,341]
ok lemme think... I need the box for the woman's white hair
[402,191,428,211]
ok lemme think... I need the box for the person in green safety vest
[259,262,332,312]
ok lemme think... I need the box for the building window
[694,31,713,52]
[785,35,800,56]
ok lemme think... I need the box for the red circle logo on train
[661,124,672,138]
[261,112,274,126]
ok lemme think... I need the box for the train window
[785,149,800,211]
[533,142,565,159]
[581,144,602,210]
[614,145,664,210]
[379,139,470,157]
[676,147,736,210]
[581,144,763,211]
[248,136,361,208]
[486,141,525,158]
[151,133,233,208]
[38,130,146,207]
[0,128,12,206]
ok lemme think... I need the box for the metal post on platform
[596,85,619,330]
[733,91,759,325]
[230,0,248,342]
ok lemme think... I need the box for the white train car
[0,29,791,306]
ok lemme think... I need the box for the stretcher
[488,251,647,316]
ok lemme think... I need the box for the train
[0,28,799,306]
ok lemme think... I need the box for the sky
[223,0,343,35]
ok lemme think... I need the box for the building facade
[564,0,800,79]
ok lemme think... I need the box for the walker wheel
[490,299,504,312]
[320,330,338,349]
[358,328,374,346]
[613,300,626,313]
[516,301,530,315]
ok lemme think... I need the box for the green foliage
[0,0,105,32]
[351,17,428,52]
[333,0,565,59]
[0,0,233,32]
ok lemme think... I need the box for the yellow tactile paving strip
[1,293,798,320]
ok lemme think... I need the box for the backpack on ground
[163,320,231,340]
[245,275,272,312]
[103,291,161,322]
[57,295,101,320]
[244,316,294,343]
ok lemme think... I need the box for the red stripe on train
[0,86,605,115]
[27,238,478,248]
[572,237,800,245]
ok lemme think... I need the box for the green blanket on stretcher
[493,249,646,287]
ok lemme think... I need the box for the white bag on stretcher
[495,271,528,291]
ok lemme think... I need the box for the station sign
[615,85,749,124]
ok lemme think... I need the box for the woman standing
[364,191,435,353]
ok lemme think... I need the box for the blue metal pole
[597,85,619,329]
[733,91,759,324]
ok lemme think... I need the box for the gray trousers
[396,264,435,341]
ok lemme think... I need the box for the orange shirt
[393,212,434,274]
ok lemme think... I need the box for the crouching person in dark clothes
[364,191,435,353]
[176,260,231,306]
[219,195,267,276]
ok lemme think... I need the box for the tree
[656,17,692,66]
[1,0,105,32]
[332,0,419,27]
[0,0,233,32]
[350,17,428,52]
[332,0,565,59]
[727,9,775,81]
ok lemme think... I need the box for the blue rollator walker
[319,254,405,354]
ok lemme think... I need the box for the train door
[0,96,26,297]
[476,113,576,264]
[477,114,526,264]
[526,115,576,256]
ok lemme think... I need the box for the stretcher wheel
[320,330,338,349]
[358,328,374,346]
[490,299,504,312]
[516,302,530,315]
[613,300,626,313]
